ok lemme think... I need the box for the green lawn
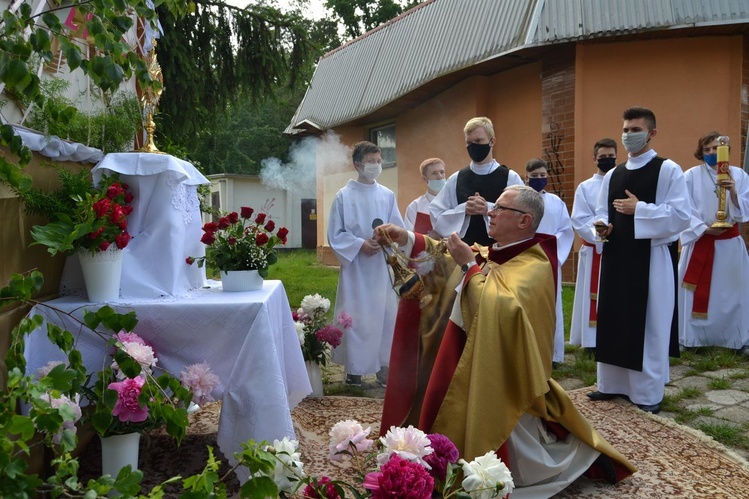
[267,249,339,308]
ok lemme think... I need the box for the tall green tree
[324,0,421,39]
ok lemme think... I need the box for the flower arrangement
[85,325,221,441]
[30,173,133,256]
[187,206,289,278]
[249,421,514,499]
[294,293,350,366]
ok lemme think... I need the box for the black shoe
[345,374,362,387]
[593,454,618,484]
[552,362,559,370]
[587,391,617,401]
[637,403,661,414]
[375,367,388,388]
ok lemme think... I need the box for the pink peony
[302,476,340,499]
[335,312,353,330]
[115,331,147,346]
[36,360,66,379]
[316,325,343,348]
[363,455,434,499]
[108,376,148,423]
[180,362,220,405]
[328,419,373,461]
[424,433,459,481]
[120,341,158,372]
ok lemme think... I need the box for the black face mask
[466,142,491,163]
[597,157,617,173]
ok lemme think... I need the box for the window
[369,124,396,168]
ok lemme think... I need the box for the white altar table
[24,280,311,482]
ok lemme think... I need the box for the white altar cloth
[24,280,311,482]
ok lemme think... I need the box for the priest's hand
[374,224,409,247]
[446,232,474,266]
[466,192,488,215]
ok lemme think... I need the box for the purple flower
[424,433,459,481]
[316,325,343,348]
[335,311,353,329]
[302,476,340,499]
[180,362,220,405]
[108,376,148,423]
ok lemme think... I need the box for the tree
[324,0,421,39]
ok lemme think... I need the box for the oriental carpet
[78,388,749,497]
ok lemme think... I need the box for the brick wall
[742,35,749,248]
[541,45,576,283]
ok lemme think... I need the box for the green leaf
[112,466,143,495]
[240,476,278,499]
[91,410,113,436]
[65,45,82,71]
[2,58,30,87]
[8,414,36,440]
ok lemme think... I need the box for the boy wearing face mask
[404,158,447,236]
[328,141,405,387]
[429,117,523,245]
[677,132,749,354]
[525,158,574,366]
[570,138,618,353]
[589,107,690,415]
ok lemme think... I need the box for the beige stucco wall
[574,36,744,186]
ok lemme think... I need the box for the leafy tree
[324,0,421,39]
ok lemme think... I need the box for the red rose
[228,212,239,224]
[124,192,134,204]
[89,227,104,239]
[122,205,133,215]
[99,241,111,251]
[115,232,131,249]
[255,213,266,224]
[121,183,130,190]
[228,237,237,245]
[118,218,128,230]
[92,198,111,218]
[277,227,289,239]
[217,217,230,229]
[110,204,125,224]
[282,237,287,244]
[240,206,254,218]
[255,233,269,246]
[201,232,216,245]
[186,257,195,265]
[203,222,218,232]
[106,184,122,199]
[264,220,276,232]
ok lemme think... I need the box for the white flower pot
[305,360,324,398]
[220,270,263,292]
[78,246,124,302]
[101,432,140,478]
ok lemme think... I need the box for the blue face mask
[704,153,718,167]
[528,177,548,192]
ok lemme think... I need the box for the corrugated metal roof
[286,0,749,134]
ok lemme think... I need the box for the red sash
[682,224,739,319]
[413,211,432,234]
[581,241,601,326]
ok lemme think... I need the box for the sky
[227,0,329,20]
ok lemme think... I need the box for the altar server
[328,141,404,387]
[404,158,446,236]
[589,107,690,414]
[678,131,749,352]
[570,139,618,351]
[525,158,574,365]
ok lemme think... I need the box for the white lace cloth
[23,280,312,483]
[60,152,210,299]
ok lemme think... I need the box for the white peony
[300,293,330,315]
[460,451,514,499]
[294,321,306,345]
[264,437,305,492]
[38,393,82,445]
[377,425,433,468]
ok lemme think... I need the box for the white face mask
[427,179,446,192]
[621,131,649,153]
[361,162,382,181]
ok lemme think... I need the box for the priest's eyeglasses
[490,204,528,216]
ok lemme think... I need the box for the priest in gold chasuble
[378,186,635,497]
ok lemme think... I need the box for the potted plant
[186,206,289,291]
[293,293,350,397]
[29,173,134,302]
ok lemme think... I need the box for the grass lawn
[267,249,339,308]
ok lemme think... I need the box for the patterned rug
[78,388,749,497]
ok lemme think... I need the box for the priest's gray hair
[504,185,544,231]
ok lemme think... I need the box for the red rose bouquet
[30,173,133,256]
[187,206,289,277]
